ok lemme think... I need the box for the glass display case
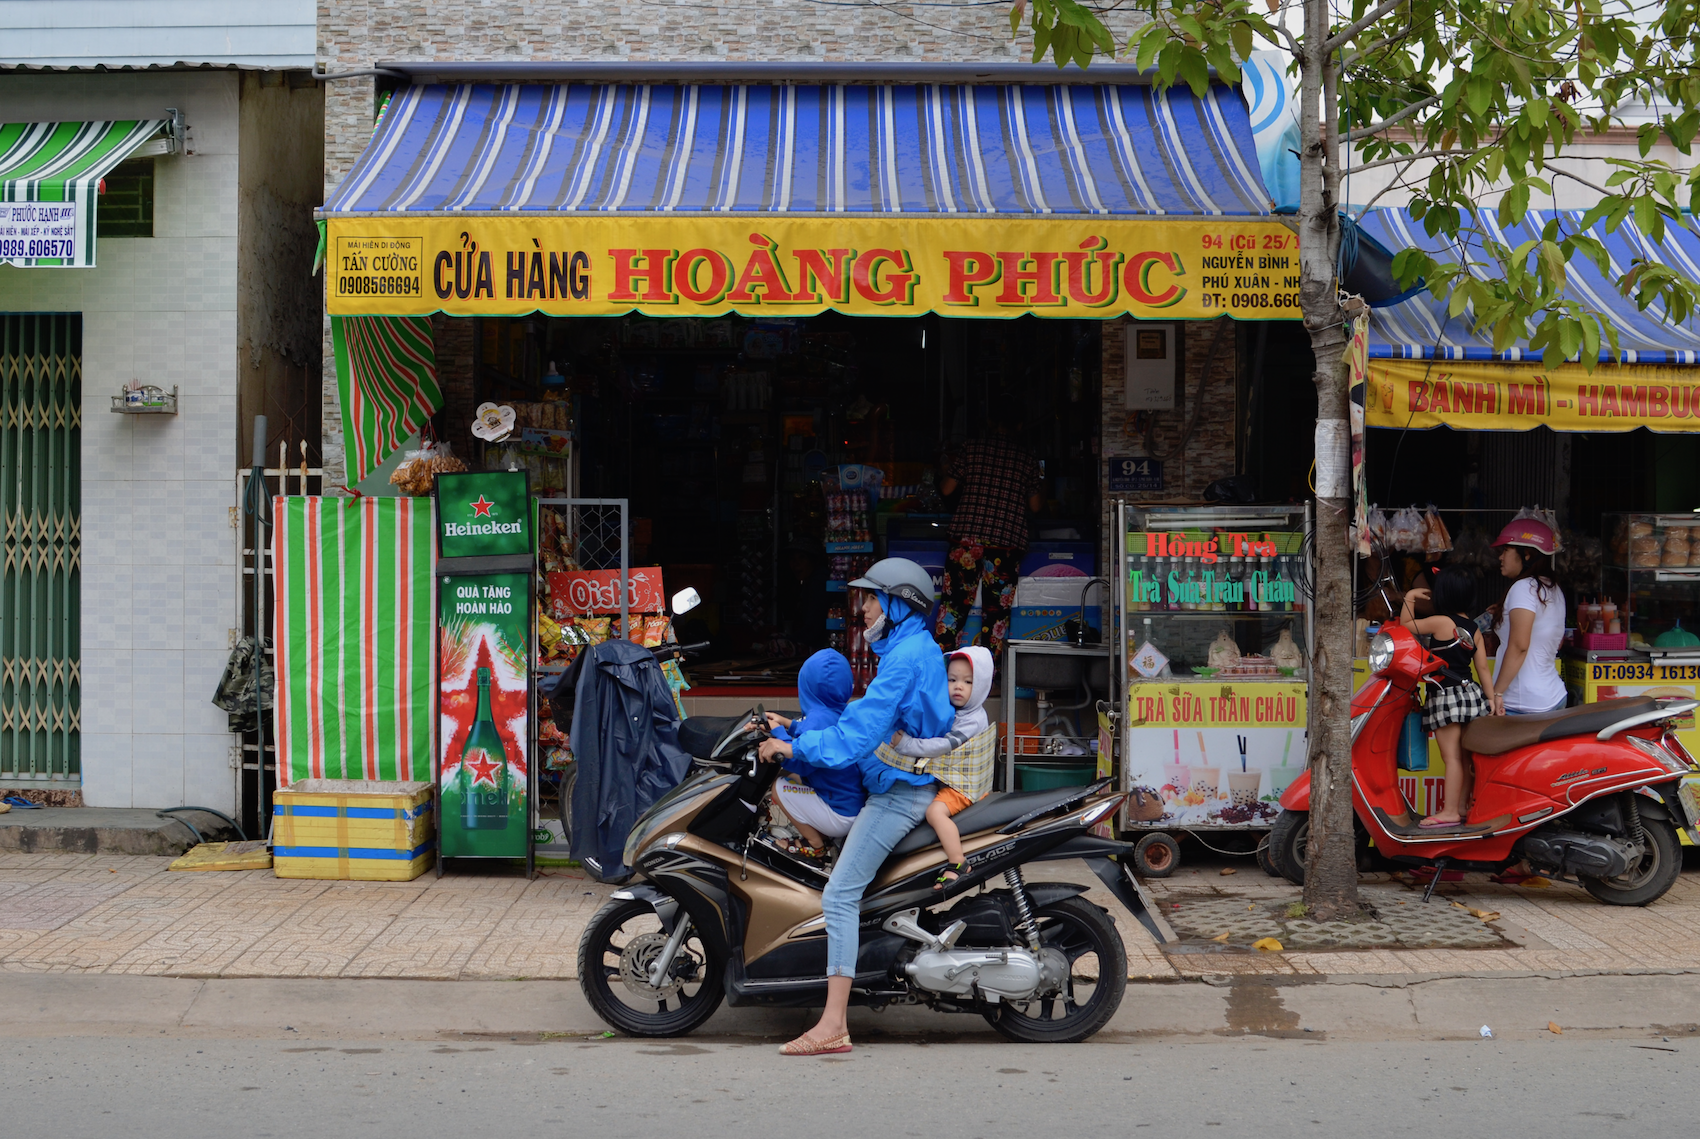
[1565,514,1700,805]
[1115,503,1314,834]
[1594,512,1700,657]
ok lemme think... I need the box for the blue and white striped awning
[322,82,1271,217]
[1361,207,1700,365]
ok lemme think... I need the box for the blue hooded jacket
[788,593,954,797]
[775,650,864,818]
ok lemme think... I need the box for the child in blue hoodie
[765,650,864,861]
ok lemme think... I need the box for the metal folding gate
[0,314,81,785]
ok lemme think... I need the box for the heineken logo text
[444,520,522,537]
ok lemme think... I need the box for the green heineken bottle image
[458,667,510,830]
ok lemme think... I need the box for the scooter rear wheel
[1583,818,1682,907]
[1269,809,1309,886]
[579,897,725,1036]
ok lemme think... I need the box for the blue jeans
[821,779,937,977]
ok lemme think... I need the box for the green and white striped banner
[273,496,436,785]
[0,120,165,268]
[331,315,444,486]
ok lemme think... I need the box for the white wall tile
[80,654,132,737]
[182,735,235,813]
[129,733,184,808]
[79,732,134,808]
[132,650,185,736]
[184,649,232,735]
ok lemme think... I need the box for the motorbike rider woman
[756,558,955,1057]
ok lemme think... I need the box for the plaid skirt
[1424,680,1489,732]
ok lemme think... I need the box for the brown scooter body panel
[870,827,1025,893]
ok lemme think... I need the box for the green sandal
[933,860,968,891]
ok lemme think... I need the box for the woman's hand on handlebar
[765,711,792,731]
[758,738,793,764]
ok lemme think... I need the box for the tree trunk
[1297,0,1358,921]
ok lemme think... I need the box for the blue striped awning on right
[322,82,1272,218]
[1361,207,1700,365]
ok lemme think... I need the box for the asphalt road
[5,1033,1694,1138]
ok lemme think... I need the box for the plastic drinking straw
[1280,730,1293,766]
[1173,729,1180,764]
[1196,730,1208,763]
[1238,735,1248,772]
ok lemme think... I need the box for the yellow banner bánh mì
[1367,358,1700,433]
[325,216,1303,321]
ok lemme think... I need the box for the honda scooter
[577,711,1169,1042]
[1270,623,1700,905]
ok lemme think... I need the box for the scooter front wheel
[578,897,725,1036]
[1583,818,1682,907]
[1269,809,1309,886]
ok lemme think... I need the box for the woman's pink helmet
[1493,517,1557,555]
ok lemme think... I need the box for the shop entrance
[464,311,1104,687]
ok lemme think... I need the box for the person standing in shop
[934,418,1044,663]
[1488,517,1568,715]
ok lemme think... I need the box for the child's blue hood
[796,650,852,726]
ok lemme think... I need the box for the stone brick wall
[315,1,1152,486]
[1097,317,1240,571]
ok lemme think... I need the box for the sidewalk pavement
[7,850,1700,983]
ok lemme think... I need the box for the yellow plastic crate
[272,780,435,881]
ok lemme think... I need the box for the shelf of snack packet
[530,501,690,778]
[820,469,879,690]
[1114,502,1314,834]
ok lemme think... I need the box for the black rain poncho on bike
[568,638,693,881]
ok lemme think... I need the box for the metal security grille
[0,314,80,783]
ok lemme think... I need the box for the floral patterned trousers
[934,537,1020,663]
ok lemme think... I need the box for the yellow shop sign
[1368,358,1700,433]
[325,216,1303,322]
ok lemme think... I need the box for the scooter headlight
[1367,631,1395,675]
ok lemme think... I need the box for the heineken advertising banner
[1368,358,1700,433]
[436,470,534,860]
[326,217,1302,323]
[438,572,532,857]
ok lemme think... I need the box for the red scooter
[1270,623,1700,905]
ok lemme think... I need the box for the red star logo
[464,752,501,785]
[470,495,495,518]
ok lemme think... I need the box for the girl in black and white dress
[1399,568,1500,827]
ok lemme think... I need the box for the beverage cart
[1113,503,1314,876]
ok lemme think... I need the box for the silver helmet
[849,557,937,618]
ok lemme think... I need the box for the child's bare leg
[1427,723,1466,824]
[792,821,827,849]
[927,800,965,867]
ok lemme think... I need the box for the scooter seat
[888,785,1095,856]
[1460,697,1660,756]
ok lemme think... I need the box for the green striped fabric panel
[0,120,165,267]
[331,315,444,486]
[273,496,436,785]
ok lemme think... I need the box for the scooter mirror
[672,587,701,616]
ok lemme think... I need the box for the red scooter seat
[1460,697,1660,756]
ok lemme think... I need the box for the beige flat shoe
[779,1030,852,1056]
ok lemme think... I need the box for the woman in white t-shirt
[1488,517,1568,715]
